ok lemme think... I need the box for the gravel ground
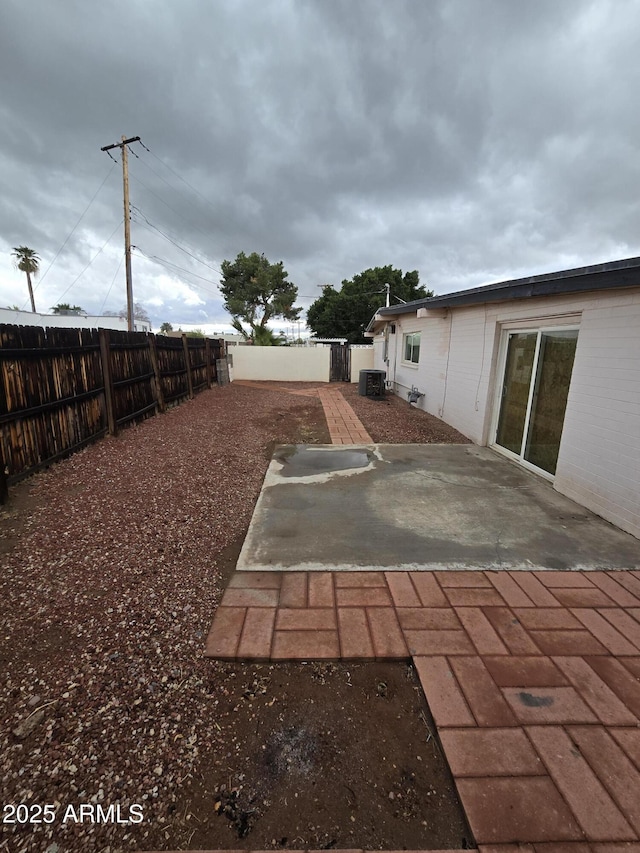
[340,383,470,444]
[0,380,467,852]
[0,384,328,853]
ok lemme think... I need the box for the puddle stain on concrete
[270,445,379,484]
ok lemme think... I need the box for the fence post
[182,334,194,399]
[99,328,117,435]
[148,333,166,413]
[205,338,213,388]
[0,446,7,505]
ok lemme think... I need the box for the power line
[133,208,316,311]
[131,150,205,223]
[131,161,225,256]
[20,163,118,310]
[133,248,221,300]
[49,220,124,306]
[130,142,229,252]
[140,143,220,219]
[100,251,125,314]
[136,246,315,308]
[127,168,217,247]
[131,206,222,274]
[143,254,220,286]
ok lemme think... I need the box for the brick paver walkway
[204,382,640,851]
[234,380,373,443]
[317,386,373,443]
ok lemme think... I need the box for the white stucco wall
[231,346,330,382]
[0,308,151,332]
[375,287,640,538]
[349,346,375,381]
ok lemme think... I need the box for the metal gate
[330,343,351,382]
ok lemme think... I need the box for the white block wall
[0,307,151,332]
[554,293,640,539]
[349,347,375,382]
[231,346,330,382]
[375,287,640,538]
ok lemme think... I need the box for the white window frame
[402,331,421,366]
[490,323,580,481]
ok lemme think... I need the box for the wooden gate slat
[330,343,351,382]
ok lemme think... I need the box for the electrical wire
[133,248,221,300]
[132,142,235,261]
[127,170,198,229]
[127,169,218,248]
[49,220,124,306]
[133,206,314,301]
[21,162,118,309]
[131,206,222,274]
[132,154,210,241]
[143,254,220,286]
[132,141,313,304]
[100,251,125,314]
[139,142,221,219]
[131,148,208,224]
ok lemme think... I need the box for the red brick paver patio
[205,383,640,851]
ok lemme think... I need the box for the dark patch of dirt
[216,533,249,589]
[259,398,331,460]
[0,475,43,555]
[174,661,474,851]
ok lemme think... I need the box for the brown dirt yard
[0,382,471,853]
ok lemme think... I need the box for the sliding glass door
[495,329,578,476]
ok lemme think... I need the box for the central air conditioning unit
[358,369,386,399]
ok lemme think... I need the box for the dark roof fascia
[377,256,640,317]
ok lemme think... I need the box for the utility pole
[100,135,140,330]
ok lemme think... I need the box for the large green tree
[11,246,40,313]
[219,251,300,342]
[307,266,431,344]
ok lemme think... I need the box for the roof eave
[377,256,640,316]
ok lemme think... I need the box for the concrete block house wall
[554,291,640,538]
[370,259,640,540]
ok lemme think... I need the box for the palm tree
[51,303,84,315]
[252,325,281,346]
[11,246,40,313]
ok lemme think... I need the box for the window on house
[403,332,421,364]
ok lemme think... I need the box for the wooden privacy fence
[0,325,226,497]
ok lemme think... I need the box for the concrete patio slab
[237,444,640,572]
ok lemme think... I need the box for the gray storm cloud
[1,0,639,328]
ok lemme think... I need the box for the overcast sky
[1,0,639,333]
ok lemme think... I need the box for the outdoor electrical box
[358,369,386,399]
